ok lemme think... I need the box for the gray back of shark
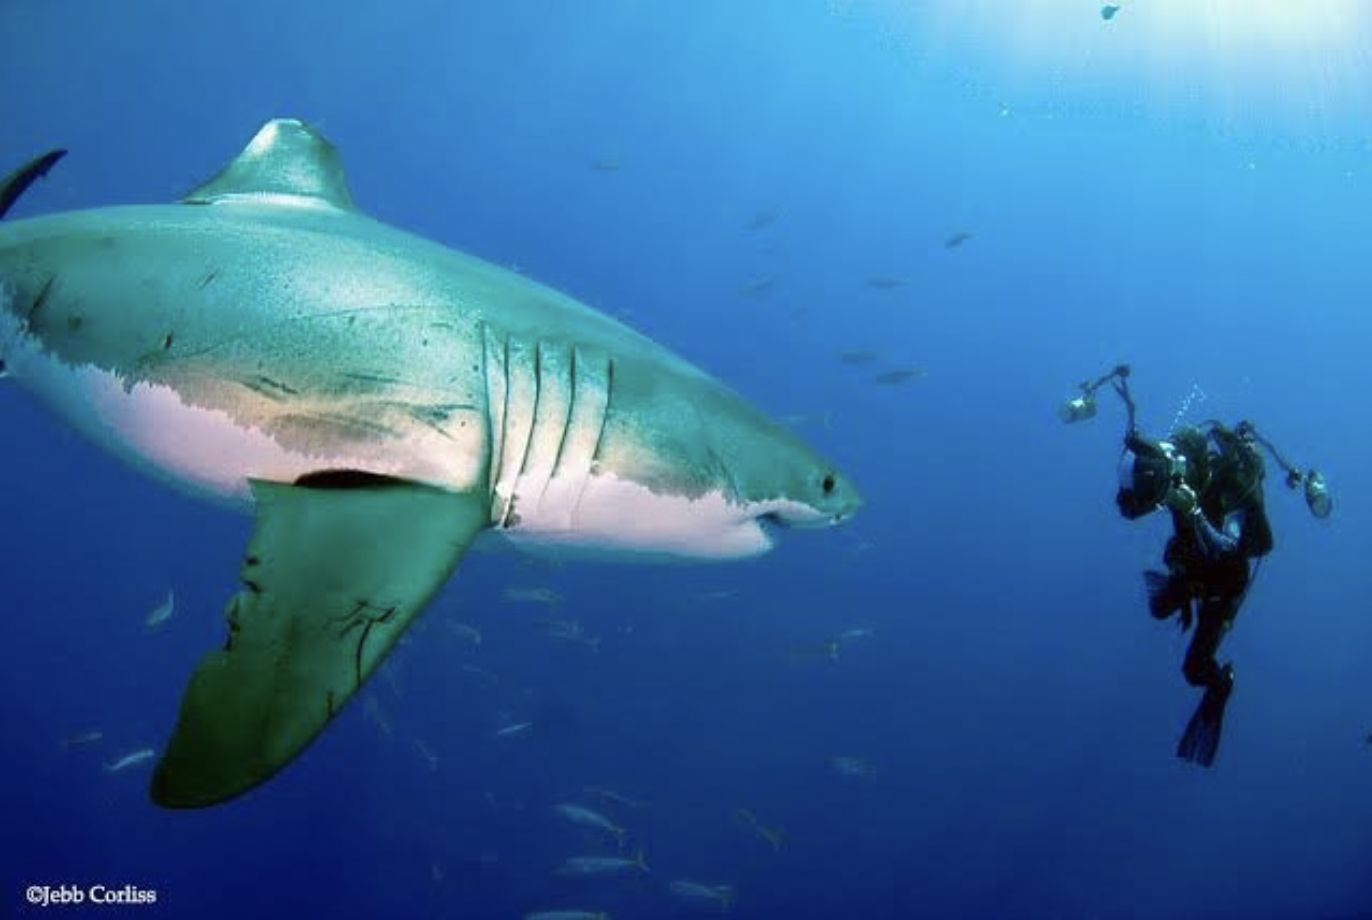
[0,119,861,807]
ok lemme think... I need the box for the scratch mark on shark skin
[339,370,407,387]
[26,274,57,325]
[238,375,301,400]
[152,303,450,365]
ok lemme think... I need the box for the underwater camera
[1057,364,1129,426]
[1058,392,1097,424]
[1288,468,1333,519]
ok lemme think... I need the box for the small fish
[838,349,879,365]
[555,633,601,653]
[537,619,602,652]
[554,852,648,878]
[534,617,581,635]
[777,411,832,430]
[413,738,439,772]
[828,755,872,778]
[790,640,841,662]
[584,787,646,810]
[495,720,533,738]
[738,276,775,297]
[693,589,737,603]
[736,808,786,851]
[525,912,611,920]
[379,660,406,698]
[1101,4,1120,20]
[874,368,926,385]
[838,627,875,643]
[669,880,735,910]
[943,231,973,249]
[446,621,482,647]
[554,804,626,846]
[460,663,498,684]
[144,589,175,629]
[589,157,622,172]
[504,586,564,607]
[865,275,909,290]
[745,208,779,231]
[103,747,156,773]
[363,694,393,738]
[59,730,103,749]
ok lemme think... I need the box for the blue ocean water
[2,2,1370,918]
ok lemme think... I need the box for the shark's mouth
[751,496,837,531]
[757,511,790,533]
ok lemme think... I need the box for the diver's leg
[1177,593,1239,767]
[1182,600,1229,688]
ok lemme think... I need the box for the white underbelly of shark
[2,298,777,561]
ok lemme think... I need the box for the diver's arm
[1190,507,1243,558]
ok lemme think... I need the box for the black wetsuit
[1149,435,1272,765]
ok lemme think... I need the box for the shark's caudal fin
[150,474,487,808]
[0,149,66,221]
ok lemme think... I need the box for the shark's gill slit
[481,327,507,513]
[497,337,538,529]
[592,357,614,468]
[549,342,576,487]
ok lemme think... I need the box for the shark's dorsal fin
[182,118,356,211]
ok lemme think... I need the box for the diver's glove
[1166,483,1199,518]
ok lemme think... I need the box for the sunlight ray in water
[844,0,1369,130]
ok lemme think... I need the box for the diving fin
[1176,666,1235,768]
[151,475,488,808]
[0,149,66,221]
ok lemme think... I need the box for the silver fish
[669,880,735,909]
[144,589,175,629]
[103,747,156,773]
[554,804,625,845]
[554,853,647,878]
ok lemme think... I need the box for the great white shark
[0,119,861,808]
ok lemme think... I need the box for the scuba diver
[1061,365,1331,767]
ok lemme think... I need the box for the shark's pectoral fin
[150,474,487,809]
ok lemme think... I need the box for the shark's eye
[821,473,836,495]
